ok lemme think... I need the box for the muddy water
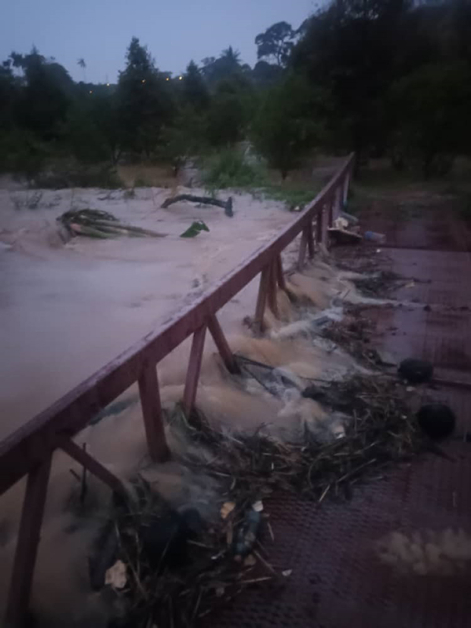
[0,185,367,626]
[0,186,295,437]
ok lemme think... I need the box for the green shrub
[0,128,49,180]
[133,176,152,187]
[201,149,266,191]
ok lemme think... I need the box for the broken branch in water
[161,194,233,218]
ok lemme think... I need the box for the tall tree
[0,59,17,130]
[160,106,208,175]
[116,37,174,156]
[206,79,248,147]
[182,61,209,110]
[388,62,471,176]
[251,75,327,179]
[252,60,284,86]
[255,21,295,66]
[11,47,73,139]
[62,85,121,164]
[201,47,243,85]
[291,0,412,157]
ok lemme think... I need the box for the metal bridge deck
[206,205,471,628]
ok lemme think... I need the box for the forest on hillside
[1,0,470,185]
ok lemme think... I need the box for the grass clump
[200,148,318,209]
[260,183,318,208]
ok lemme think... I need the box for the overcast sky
[0,0,318,83]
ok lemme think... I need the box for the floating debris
[417,404,456,440]
[180,220,210,238]
[105,559,127,590]
[181,374,424,505]
[398,358,434,384]
[98,372,426,627]
[351,271,403,299]
[58,209,167,239]
[321,309,383,367]
[364,230,386,244]
[162,194,233,218]
[107,479,273,628]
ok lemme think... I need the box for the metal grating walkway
[205,207,471,628]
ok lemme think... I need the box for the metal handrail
[1,153,354,626]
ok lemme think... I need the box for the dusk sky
[1,0,318,83]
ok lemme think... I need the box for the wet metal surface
[204,210,471,627]
[359,204,471,252]
[215,451,471,628]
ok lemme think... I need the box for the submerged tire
[398,358,434,384]
[416,404,456,440]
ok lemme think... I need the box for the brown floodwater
[0,182,365,626]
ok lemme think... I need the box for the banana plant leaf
[180,220,210,238]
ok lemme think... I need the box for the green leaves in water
[180,220,210,238]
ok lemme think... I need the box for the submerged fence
[0,153,354,626]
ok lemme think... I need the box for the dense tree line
[291,0,471,176]
[1,0,470,182]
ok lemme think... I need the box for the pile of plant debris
[333,244,406,298]
[58,209,166,239]
[351,270,403,298]
[182,375,423,503]
[321,307,386,367]
[103,482,274,628]
[351,269,431,300]
[102,374,425,627]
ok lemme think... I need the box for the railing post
[208,315,240,374]
[275,254,286,292]
[333,187,342,222]
[343,172,350,207]
[138,363,169,462]
[183,324,207,417]
[254,265,271,333]
[306,222,315,259]
[316,206,324,247]
[266,260,279,318]
[5,455,52,628]
[328,196,334,228]
[298,229,308,270]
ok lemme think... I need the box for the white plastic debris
[105,560,127,589]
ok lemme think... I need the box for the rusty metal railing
[0,153,354,626]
